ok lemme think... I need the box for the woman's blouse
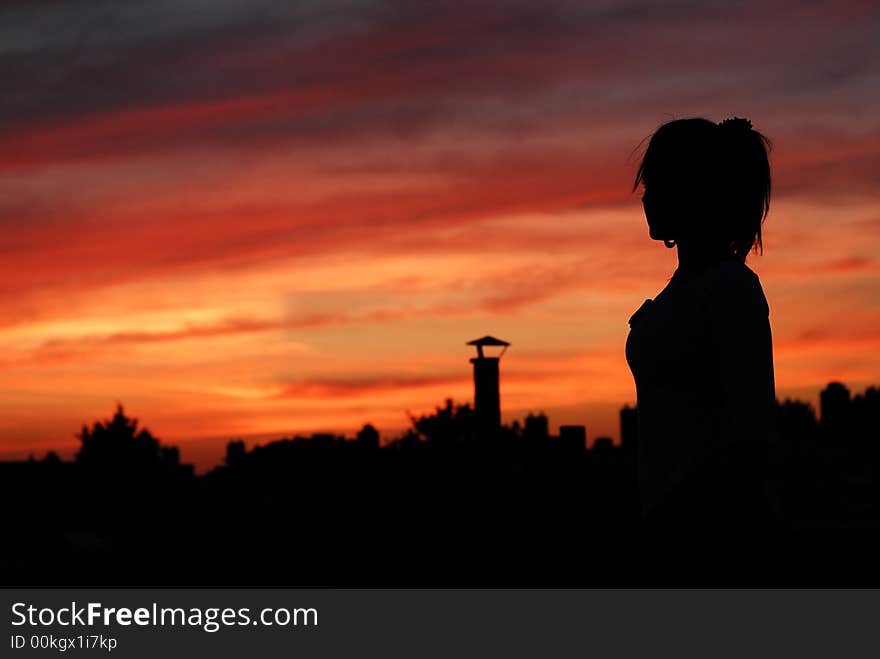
[625,259,776,515]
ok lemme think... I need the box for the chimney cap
[466,335,510,347]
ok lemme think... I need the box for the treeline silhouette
[1,383,879,586]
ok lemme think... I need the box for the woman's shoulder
[674,258,761,293]
[711,259,761,286]
[704,259,769,316]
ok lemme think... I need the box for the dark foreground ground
[4,437,879,587]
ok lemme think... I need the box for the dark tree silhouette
[407,398,477,444]
[76,403,163,469]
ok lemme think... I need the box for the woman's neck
[675,239,736,272]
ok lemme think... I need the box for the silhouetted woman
[626,117,779,532]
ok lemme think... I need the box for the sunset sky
[2,0,878,470]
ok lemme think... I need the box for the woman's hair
[633,117,772,258]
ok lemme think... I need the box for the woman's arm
[683,266,779,527]
[707,267,776,449]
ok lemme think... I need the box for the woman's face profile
[641,163,704,245]
[641,177,679,242]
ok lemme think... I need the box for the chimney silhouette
[466,335,509,430]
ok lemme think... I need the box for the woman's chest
[625,289,712,389]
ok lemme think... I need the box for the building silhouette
[821,381,851,437]
[524,411,549,442]
[620,405,638,453]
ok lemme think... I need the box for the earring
[663,239,676,248]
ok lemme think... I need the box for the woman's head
[633,117,771,259]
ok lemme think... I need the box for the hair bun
[719,116,753,132]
